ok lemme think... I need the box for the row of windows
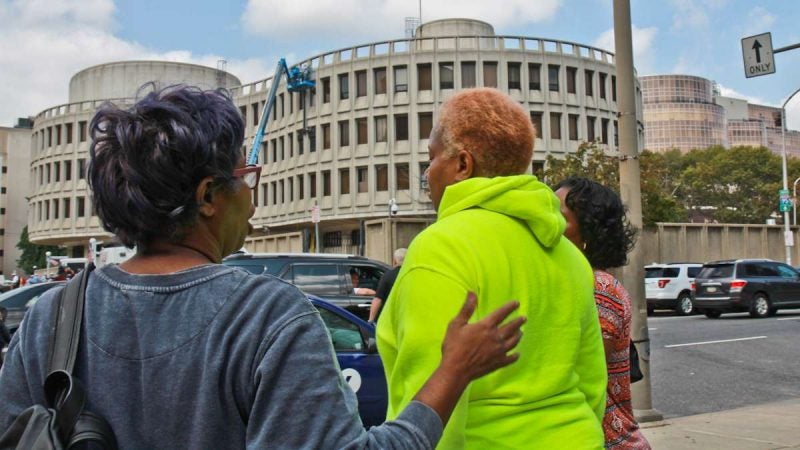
[239,62,619,126]
[255,163,426,207]
[34,159,86,186]
[34,121,89,151]
[34,197,88,221]
[531,112,616,143]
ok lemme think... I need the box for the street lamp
[781,87,800,264]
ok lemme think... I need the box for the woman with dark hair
[0,85,524,449]
[554,177,651,450]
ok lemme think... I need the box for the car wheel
[704,310,722,319]
[675,292,694,316]
[749,293,771,318]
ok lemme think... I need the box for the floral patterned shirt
[594,270,651,449]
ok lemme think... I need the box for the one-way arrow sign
[742,32,775,78]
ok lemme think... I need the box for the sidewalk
[640,399,800,449]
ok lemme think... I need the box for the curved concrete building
[28,61,241,249]
[640,74,727,152]
[232,18,637,251]
[27,19,639,256]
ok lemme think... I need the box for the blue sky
[1,0,799,128]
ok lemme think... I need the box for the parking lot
[648,310,800,418]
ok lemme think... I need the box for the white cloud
[668,0,729,30]
[0,0,270,127]
[744,6,776,37]
[592,26,658,73]
[241,0,562,41]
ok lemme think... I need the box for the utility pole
[613,0,662,422]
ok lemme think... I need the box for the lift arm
[246,58,315,165]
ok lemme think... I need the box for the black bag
[0,265,117,450]
[629,340,644,383]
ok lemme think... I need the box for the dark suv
[222,253,390,319]
[692,258,800,318]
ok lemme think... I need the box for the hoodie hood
[437,175,565,248]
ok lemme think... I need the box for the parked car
[0,281,66,333]
[309,295,387,427]
[692,258,800,318]
[645,263,702,315]
[222,253,391,319]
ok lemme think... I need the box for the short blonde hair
[437,88,534,177]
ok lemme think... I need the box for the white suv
[645,263,702,315]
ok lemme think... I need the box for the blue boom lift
[246,58,316,165]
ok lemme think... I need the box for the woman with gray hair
[0,85,523,449]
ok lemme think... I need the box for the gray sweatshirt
[0,264,442,449]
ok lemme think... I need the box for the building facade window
[395,163,410,190]
[395,114,408,141]
[507,62,521,90]
[66,123,73,144]
[599,73,607,100]
[375,164,388,191]
[550,112,562,139]
[568,114,579,140]
[251,102,259,126]
[418,64,432,91]
[483,62,498,88]
[375,116,387,142]
[612,75,617,101]
[322,77,331,103]
[527,64,542,91]
[439,62,454,89]
[309,172,317,198]
[461,62,476,88]
[297,174,304,200]
[587,116,596,142]
[338,120,350,147]
[79,121,87,142]
[585,70,594,97]
[357,166,368,193]
[322,170,331,196]
[374,67,387,95]
[419,113,433,140]
[566,67,577,94]
[339,168,350,195]
[356,118,368,144]
[530,112,543,139]
[356,70,367,97]
[394,65,408,93]
[77,197,85,217]
[548,65,560,92]
[322,123,331,149]
[339,73,349,100]
[601,118,610,144]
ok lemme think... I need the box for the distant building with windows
[641,74,800,157]
[0,122,33,275]
[25,18,641,256]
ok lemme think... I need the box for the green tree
[542,141,619,188]
[16,226,63,274]
[680,146,781,223]
[639,150,688,225]
[543,143,687,226]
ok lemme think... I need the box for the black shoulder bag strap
[43,264,118,449]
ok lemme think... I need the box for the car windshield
[697,264,734,279]
[645,267,680,278]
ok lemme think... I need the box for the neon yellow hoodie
[377,175,606,449]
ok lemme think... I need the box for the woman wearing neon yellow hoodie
[377,88,608,449]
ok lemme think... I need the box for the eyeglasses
[232,165,262,189]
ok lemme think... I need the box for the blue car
[308,295,387,428]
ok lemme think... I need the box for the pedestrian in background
[378,88,607,449]
[554,177,651,449]
[0,84,524,449]
[368,247,406,323]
